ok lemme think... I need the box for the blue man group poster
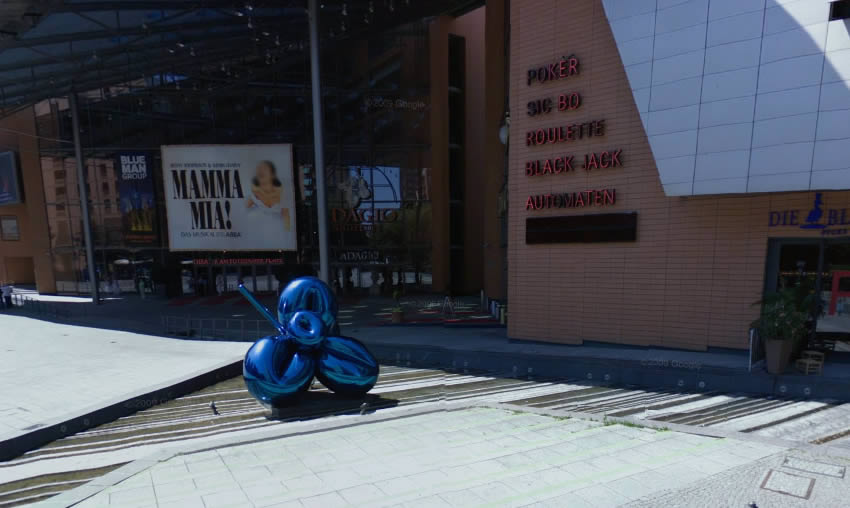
[117,151,157,244]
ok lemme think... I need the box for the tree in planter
[752,284,817,374]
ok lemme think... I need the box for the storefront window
[0,215,19,240]
[765,239,850,350]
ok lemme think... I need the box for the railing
[5,295,272,342]
[161,315,276,341]
[8,294,75,320]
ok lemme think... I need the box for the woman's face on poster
[256,162,274,187]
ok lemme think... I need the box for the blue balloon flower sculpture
[238,276,379,407]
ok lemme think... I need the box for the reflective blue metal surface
[239,277,379,406]
[243,336,315,406]
[315,336,379,396]
[287,310,325,348]
[238,284,285,335]
[277,276,339,335]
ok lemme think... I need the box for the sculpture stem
[238,284,285,335]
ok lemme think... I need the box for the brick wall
[0,108,54,292]
[508,0,850,350]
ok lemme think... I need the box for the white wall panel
[664,182,695,194]
[749,142,815,174]
[654,24,708,59]
[699,96,756,127]
[649,77,703,110]
[707,11,765,46]
[823,48,850,83]
[813,139,850,171]
[757,54,824,93]
[763,0,830,35]
[656,0,709,34]
[647,105,701,135]
[632,88,651,113]
[709,0,766,20]
[618,36,655,66]
[652,50,707,85]
[608,0,657,20]
[752,113,818,147]
[698,122,754,153]
[816,109,850,140]
[754,85,820,120]
[701,67,759,102]
[748,172,811,192]
[610,12,656,42]
[657,156,697,185]
[649,130,699,159]
[811,169,850,189]
[826,20,850,51]
[820,80,850,110]
[694,177,748,194]
[705,39,762,74]
[625,62,653,89]
[760,23,827,63]
[659,0,692,8]
[603,0,850,195]
[695,150,752,180]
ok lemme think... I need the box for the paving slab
[61,407,841,508]
[0,314,248,446]
[624,449,850,508]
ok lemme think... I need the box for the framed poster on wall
[116,151,157,244]
[161,144,298,251]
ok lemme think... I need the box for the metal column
[308,0,330,283]
[70,92,99,304]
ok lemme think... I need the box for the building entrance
[765,238,850,351]
[182,257,283,297]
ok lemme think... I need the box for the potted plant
[391,289,404,323]
[752,284,816,374]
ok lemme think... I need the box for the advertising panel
[162,144,297,251]
[116,151,157,244]
[0,151,22,206]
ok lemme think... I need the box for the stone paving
[66,407,822,508]
[624,450,850,508]
[0,314,248,442]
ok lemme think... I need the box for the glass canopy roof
[0,0,481,114]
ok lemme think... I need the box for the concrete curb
[0,357,244,462]
[34,401,473,508]
[363,341,850,402]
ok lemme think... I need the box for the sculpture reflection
[239,277,378,406]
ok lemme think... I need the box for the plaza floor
[6,363,850,506]
[64,407,849,508]
[0,314,248,443]
[4,308,850,506]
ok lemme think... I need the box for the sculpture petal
[287,310,325,349]
[278,276,339,336]
[243,336,315,407]
[315,336,379,396]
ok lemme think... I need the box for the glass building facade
[33,20,435,297]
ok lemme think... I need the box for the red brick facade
[508,0,850,350]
